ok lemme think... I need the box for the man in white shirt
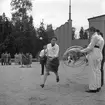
[39,45,47,75]
[40,36,60,88]
[96,30,105,87]
[81,27,104,93]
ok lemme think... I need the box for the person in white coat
[81,27,104,93]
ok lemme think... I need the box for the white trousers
[87,48,102,90]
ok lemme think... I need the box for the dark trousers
[101,44,105,87]
[41,63,45,75]
[101,59,104,87]
[40,56,47,75]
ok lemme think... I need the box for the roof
[88,14,105,20]
[55,19,72,30]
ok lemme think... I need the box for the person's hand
[49,57,53,61]
[81,50,88,56]
[80,49,84,52]
[80,50,85,55]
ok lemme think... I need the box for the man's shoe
[48,72,50,75]
[97,88,101,92]
[40,84,44,88]
[86,90,97,93]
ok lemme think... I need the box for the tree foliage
[36,21,48,50]
[0,13,13,55]
[79,27,88,39]
[0,0,55,58]
[11,0,32,22]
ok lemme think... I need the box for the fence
[54,21,72,59]
[54,21,89,59]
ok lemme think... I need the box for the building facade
[54,20,72,59]
[54,14,105,59]
[88,15,105,40]
[54,20,89,59]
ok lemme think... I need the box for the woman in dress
[40,37,60,88]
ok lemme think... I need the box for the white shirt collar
[50,43,56,47]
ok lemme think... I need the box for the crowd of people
[1,52,11,65]
[0,52,33,67]
[14,53,32,67]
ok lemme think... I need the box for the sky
[0,0,105,32]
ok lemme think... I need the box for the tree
[11,0,32,33]
[0,13,14,55]
[10,0,37,56]
[36,20,48,51]
[0,13,12,43]
[0,15,3,43]
[11,0,32,22]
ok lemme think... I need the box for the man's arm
[102,44,105,61]
[81,36,98,53]
[39,50,44,57]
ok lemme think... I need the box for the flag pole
[69,0,71,20]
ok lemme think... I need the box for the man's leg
[86,57,98,93]
[101,59,104,87]
[40,72,49,88]
[4,59,5,65]
[1,60,3,65]
[2,60,4,65]
[55,71,59,82]
[41,63,44,75]
[40,71,59,88]
[96,61,101,92]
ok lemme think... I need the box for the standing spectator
[21,53,24,67]
[39,45,47,75]
[84,30,89,39]
[29,53,32,67]
[5,52,8,65]
[79,27,85,39]
[26,53,30,67]
[1,53,5,65]
[18,53,22,65]
[8,53,11,65]
[4,52,6,65]
[21,53,30,68]
[14,53,18,65]
[4,52,8,65]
